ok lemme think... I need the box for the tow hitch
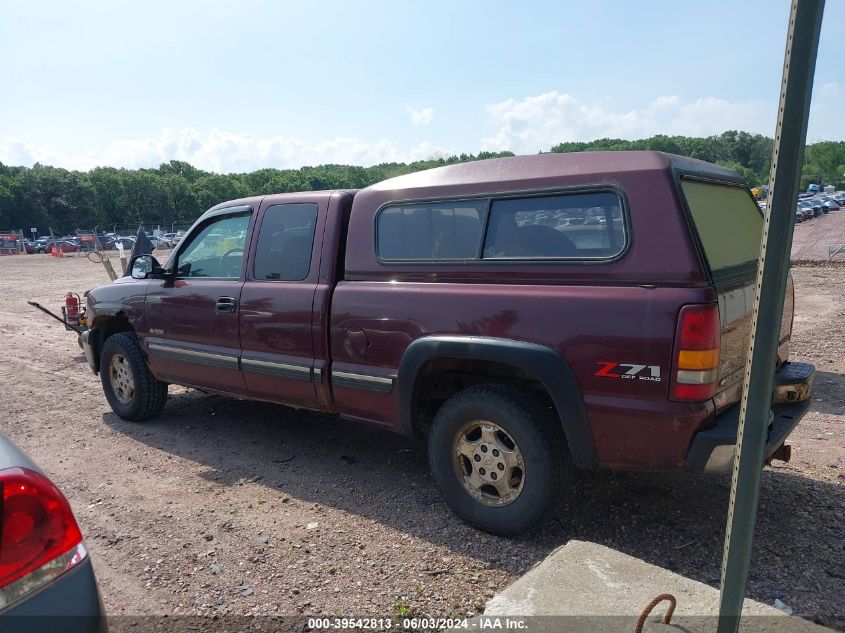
[772,361,815,403]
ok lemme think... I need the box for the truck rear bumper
[684,361,815,474]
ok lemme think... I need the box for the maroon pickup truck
[81,152,815,535]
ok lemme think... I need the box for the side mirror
[130,254,167,280]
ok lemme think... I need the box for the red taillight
[0,467,83,589]
[677,303,720,350]
[671,304,721,402]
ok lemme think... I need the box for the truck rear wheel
[428,384,566,536]
[100,332,168,421]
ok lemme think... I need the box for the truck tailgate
[679,179,794,411]
[716,274,794,405]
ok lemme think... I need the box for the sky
[0,0,842,173]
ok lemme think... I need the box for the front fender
[84,278,149,373]
[86,276,149,321]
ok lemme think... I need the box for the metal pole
[717,1,824,632]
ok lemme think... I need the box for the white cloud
[818,82,839,96]
[480,91,772,153]
[649,95,682,109]
[406,106,435,126]
[0,129,455,173]
[0,138,68,169]
[5,90,838,172]
[659,96,774,137]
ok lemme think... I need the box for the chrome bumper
[80,330,98,374]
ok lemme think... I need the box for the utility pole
[717,1,825,632]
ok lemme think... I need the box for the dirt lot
[0,254,842,629]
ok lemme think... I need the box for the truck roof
[204,153,741,218]
[205,189,360,215]
[345,151,744,284]
[360,151,743,195]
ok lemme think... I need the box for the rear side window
[483,192,625,259]
[377,201,486,260]
[253,203,318,281]
[681,180,762,276]
[376,191,626,262]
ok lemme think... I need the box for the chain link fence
[791,205,845,263]
[89,221,196,237]
[0,230,25,255]
[17,222,197,241]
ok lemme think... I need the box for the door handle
[216,297,237,314]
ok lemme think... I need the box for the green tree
[0,137,841,233]
[164,174,201,222]
[191,174,247,212]
[802,141,845,187]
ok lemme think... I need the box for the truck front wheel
[428,385,566,536]
[100,332,168,421]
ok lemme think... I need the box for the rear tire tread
[428,383,570,536]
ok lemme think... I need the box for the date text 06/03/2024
[305,616,527,630]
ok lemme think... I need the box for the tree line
[551,131,844,191]
[0,153,514,235]
[1,131,843,234]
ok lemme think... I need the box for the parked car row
[23,237,82,254]
[795,191,843,222]
[102,231,185,250]
[22,231,185,254]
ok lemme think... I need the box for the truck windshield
[681,179,762,285]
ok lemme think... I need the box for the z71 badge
[594,362,662,382]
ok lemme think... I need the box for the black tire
[100,332,168,421]
[428,384,568,536]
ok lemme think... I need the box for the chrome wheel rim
[452,420,525,507]
[109,354,135,405]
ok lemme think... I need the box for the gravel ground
[0,254,841,629]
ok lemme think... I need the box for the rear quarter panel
[330,282,715,468]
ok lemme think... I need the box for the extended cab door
[237,196,327,410]
[143,207,252,394]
